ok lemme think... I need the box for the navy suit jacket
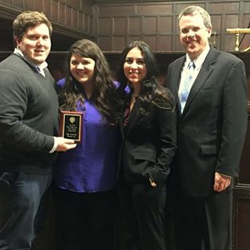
[167,47,248,197]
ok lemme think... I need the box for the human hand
[213,172,232,192]
[149,177,157,187]
[55,137,77,152]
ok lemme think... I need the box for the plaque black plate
[60,111,83,143]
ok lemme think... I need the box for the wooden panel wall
[94,0,250,52]
[2,0,250,53]
[0,0,95,50]
[233,103,250,250]
[0,0,94,33]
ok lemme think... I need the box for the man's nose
[187,29,196,37]
[37,38,45,46]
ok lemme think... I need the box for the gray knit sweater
[0,53,59,174]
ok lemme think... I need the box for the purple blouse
[54,79,121,193]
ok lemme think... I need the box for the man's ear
[14,36,20,47]
[207,28,212,38]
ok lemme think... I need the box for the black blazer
[120,96,177,185]
[167,47,248,197]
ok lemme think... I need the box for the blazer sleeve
[147,104,177,183]
[215,58,248,176]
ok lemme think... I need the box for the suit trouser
[53,187,116,250]
[0,170,52,250]
[175,190,232,250]
[120,182,167,250]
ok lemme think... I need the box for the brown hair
[13,10,52,45]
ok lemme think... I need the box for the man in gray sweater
[0,11,76,250]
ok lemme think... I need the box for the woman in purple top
[54,39,122,250]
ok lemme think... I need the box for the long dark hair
[116,40,175,113]
[59,39,122,124]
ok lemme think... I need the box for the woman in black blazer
[116,41,177,250]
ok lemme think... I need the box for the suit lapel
[119,113,125,140]
[169,57,185,115]
[181,48,218,116]
[119,100,141,138]
[126,101,140,133]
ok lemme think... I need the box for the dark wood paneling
[137,3,173,15]
[66,0,80,9]
[1,0,250,53]
[95,1,250,52]
[238,119,250,184]
[0,0,95,47]
[94,0,206,2]
[51,1,59,22]
[234,188,250,250]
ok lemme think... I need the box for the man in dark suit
[166,5,248,250]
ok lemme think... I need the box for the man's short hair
[13,10,52,43]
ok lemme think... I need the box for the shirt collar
[185,44,210,70]
[14,48,48,71]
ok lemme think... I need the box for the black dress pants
[120,182,167,250]
[175,190,232,250]
[54,187,116,250]
[0,170,52,250]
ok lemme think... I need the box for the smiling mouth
[187,41,197,47]
[77,72,87,77]
[129,74,139,78]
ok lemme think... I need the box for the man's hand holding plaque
[60,110,83,143]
